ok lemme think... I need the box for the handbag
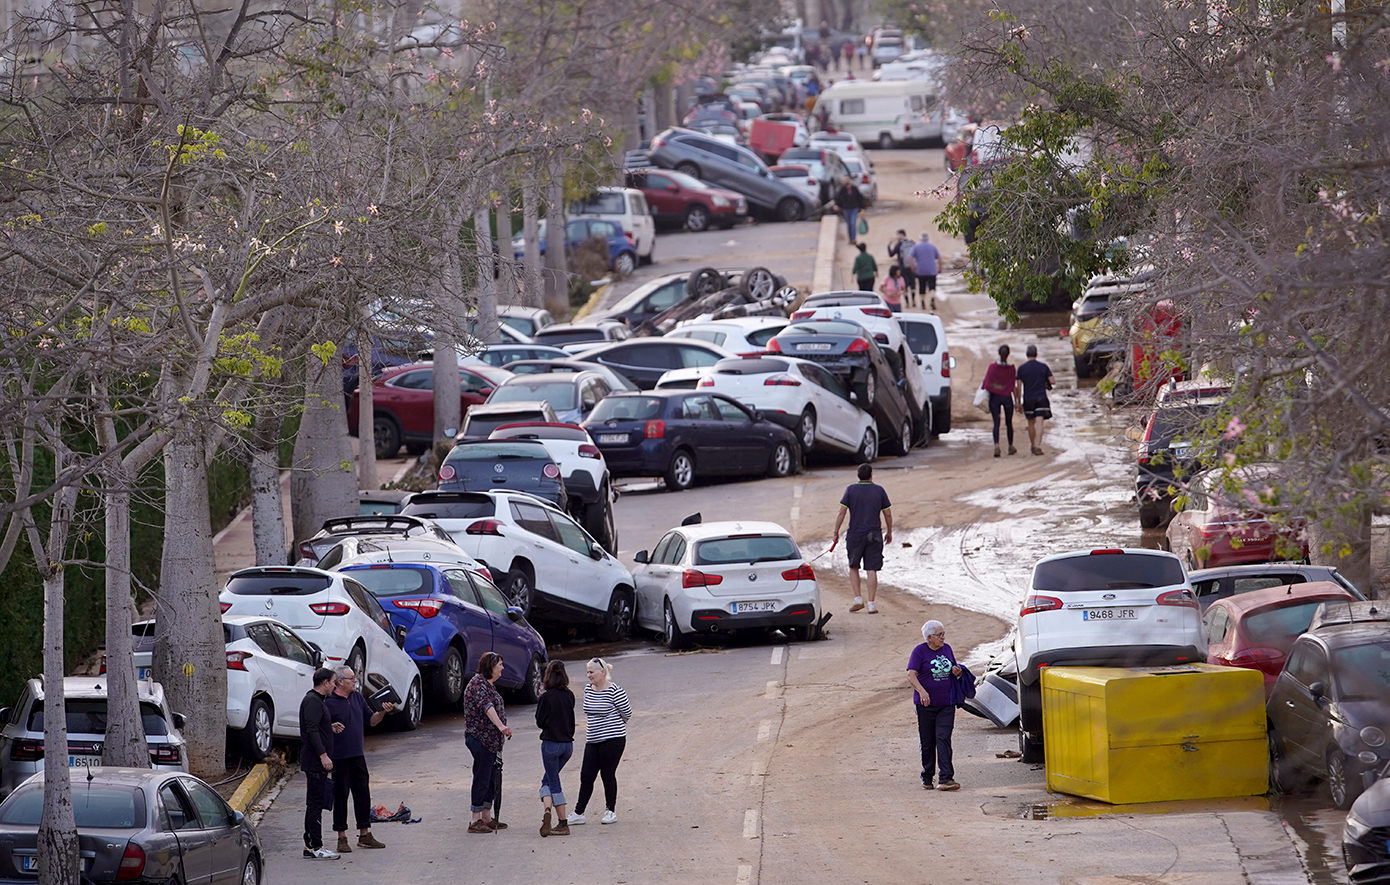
[972,387,989,413]
[857,216,869,236]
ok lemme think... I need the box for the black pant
[915,704,956,783]
[857,276,875,291]
[574,737,626,814]
[466,734,499,812]
[988,393,1014,445]
[303,770,332,849]
[331,756,371,833]
[915,273,937,296]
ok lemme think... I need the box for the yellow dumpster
[1041,664,1267,804]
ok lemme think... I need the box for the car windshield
[493,424,588,442]
[573,193,626,214]
[666,171,711,190]
[1032,553,1185,591]
[0,786,144,828]
[446,442,549,461]
[226,572,332,596]
[28,700,170,736]
[695,535,800,565]
[491,381,578,411]
[1149,404,1220,448]
[588,397,663,422]
[536,328,605,345]
[349,566,431,597]
[462,413,548,438]
[401,496,495,519]
[1334,641,1390,701]
[1241,602,1329,645]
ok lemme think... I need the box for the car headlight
[712,196,730,207]
[1363,726,1387,748]
[1346,811,1374,841]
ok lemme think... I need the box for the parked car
[664,317,787,358]
[1188,562,1365,611]
[462,343,572,369]
[510,217,641,274]
[632,519,821,647]
[1014,547,1205,762]
[357,488,414,515]
[484,370,615,425]
[1135,378,1231,528]
[496,305,555,339]
[532,321,631,352]
[870,35,905,66]
[503,359,640,392]
[218,566,425,729]
[791,291,908,358]
[292,514,455,568]
[487,422,616,552]
[897,312,954,435]
[1165,465,1308,570]
[0,678,189,799]
[401,490,637,640]
[841,155,878,205]
[576,338,736,389]
[341,562,547,704]
[457,400,559,440]
[0,768,262,883]
[776,147,851,203]
[316,533,487,575]
[807,130,868,159]
[1069,283,1131,378]
[346,361,512,459]
[625,169,748,232]
[647,128,815,222]
[583,390,800,490]
[438,438,568,510]
[1204,582,1358,696]
[569,186,656,264]
[1342,762,1390,879]
[770,164,821,206]
[1268,601,1390,808]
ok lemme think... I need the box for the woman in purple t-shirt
[906,619,962,790]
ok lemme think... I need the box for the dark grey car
[648,128,814,222]
[0,767,262,884]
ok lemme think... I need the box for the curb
[812,214,841,293]
[228,763,272,814]
[571,279,612,322]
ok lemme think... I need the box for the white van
[570,186,656,264]
[813,80,942,149]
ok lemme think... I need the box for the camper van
[812,80,942,149]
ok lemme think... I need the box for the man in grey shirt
[908,232,941,311]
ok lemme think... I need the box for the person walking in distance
[1015,344,1055,455]
[464,652,512,834]
[852,243,878,292]
[907,620,962,791]
[833,179,865,244]
[299,668,344,860]
[981,344,1018,457]
[569,658,631,826]
[325,667,394,852]
[535,661,576,837]
[908,232,941,311]
[887,229,916,294]
[832,463,894,614]
[879,265,907,313]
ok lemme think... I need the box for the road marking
[736,864,753,885]
[743,809,759,839]
[757,719,772,741]
[790,484,803,523]
[770,646,783,665]
[764,680,780,698]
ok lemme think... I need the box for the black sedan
[0,768,262,883]
[575,338,735,389]
[582,391,799,491]
[766,319,916,456]
[438,439,568,510]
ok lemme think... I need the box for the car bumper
[1346,859,1390,884]
[594,439,671,477]
[686,603,818,634]
[226,671,256,730]
[1019,644,1207,686]
[564,469,602,505]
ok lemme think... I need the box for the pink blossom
[1224,417,1246,439]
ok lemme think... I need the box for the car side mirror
[394,625,408,648]
[948,356,958,369]
[308,644,325,668]
[590,542,605,560]
[231,810,245,825]
[634,550,649,563]
[505,606,523,621]
[751,409,762,422]
[667,185,681,192]
[172,713,187,730]
[915,355,923,365]
[1310,681,1326,700]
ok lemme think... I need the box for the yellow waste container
[1041,664,1268,804]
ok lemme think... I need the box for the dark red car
[625,169,747,232]
[1164,465,1307,570]
[346,361,512,458]
[1203,582,1357,696]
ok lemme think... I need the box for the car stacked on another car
[496,305,556,339]
[457,400,559,440]
[647,127,816,222]
[292,514,455,568]
[533,321,632,353]
[1188,562,1365,611]
[1165,464,1308,570]
[625,169,748,232]
[487,421,617,552]
[664,317,787,359]
[484,370,616,425]
[437,437,569,511]
[897,312,954,436]
[576,338,735,390]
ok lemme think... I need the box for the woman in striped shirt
[567,657,631,826]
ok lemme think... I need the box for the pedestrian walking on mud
[465,652,512,834]
[535,661,576,837]
[981,344,1018,457]
[325,667,394,852]
[908,232,940,311]
[907,620,962,791]
[888,229,916,292]
[852,243,878,291]
[879,265,907,312]
[299,667,341,860]
[832,463,893,614]
[833,180,865,244]
[1016,344,1055,455]
[570,658,631,826]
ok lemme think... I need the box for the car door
[678,394,730,472]
[160,781,211,885]
[179,778,243,884]
[460,368,500,415]
[712,394,769,471]
[635,280,688,325]
[640,172,683,223]
[637,532,686,628]
[342,578,402,686]
[266,623,317,732]
[242,622,304,733]
[628,192,654,253]
[800,362,859,448]
[508,499,575,598]
[545,508,609,614]
[441,568,497,660]
[1271,643,1328,765]
[634,533,677,629]
[467,572,530,686]
[379,368,435,436]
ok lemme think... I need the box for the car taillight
[644,419,665,439]
[394,599,444,618]
[116,843,145,882]
[542,463,561,479]
[807,177,818,185]
[1020,595,1063,616]
[791,310,813,320]
[861,307,892,318]
[625,232,635,244]
[764,375,801,386]
[220,602,232,614]
[781,564,815,581]
[1090,549,1124,555]
[466,520,504,536]
[150,745,181,765]
[1229,647,1285,674]
[297,541,317,561]
[226,651,253,671]
[1137,448,1152,466]
[651,136,666,148]
[10,739,42,761]
[439,464,457,481]
[682,569,724,588]
[940,349,950,378]
[846,338,870,353]
[99,654,106,675]
[578,444,602,459]
[765,339,782,352]
[1157,589,1198,608]
[698,376,715,387]
[310,602,351,615]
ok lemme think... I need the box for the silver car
[648,128,815,222]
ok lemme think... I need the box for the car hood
[1351,776,1390,822]
[1335,700,1390,733]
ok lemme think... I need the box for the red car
[346,361,512,458]
[625,169,747,232]
[1165,466,1307,570]
[1203,582,1357,695]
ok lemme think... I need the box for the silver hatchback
[648,128,814,222]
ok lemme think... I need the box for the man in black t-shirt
[299,667,340,860]
[1015,345,1055,455]
[832,463,894,614]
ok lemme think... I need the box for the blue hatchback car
[342,563,548,706]
[512,218,639,275]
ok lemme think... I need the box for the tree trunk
[522,182,543,309]
[495,196,516,307]
[1310,505,1374,598]
[155,430,228,779]
[249,407,287,566]
[475,209,499,345]
[543,164,569,317]
[653,80,673,133]
[290,351,359,543]
[356,321,379,490]
[101,475,149,768]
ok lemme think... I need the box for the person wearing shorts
[908,233,941,311]
[831,463,893,614]
[1015,344,1055,455]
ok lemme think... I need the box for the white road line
[743,809,760,839]
[757,719,772,741]
[736,864,753,885]
[764,680,780,698]
[790,484,803,523]
[770,646,783,665]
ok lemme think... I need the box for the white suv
[570,186,656,264]
[486,422,617,553]
[897,313,954,436]
[1014,548,1206,761]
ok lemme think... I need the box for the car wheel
[1138,502,1165,529]
[772,285,800,307]
[432,645,465,706]
[517,655,543,704]
[675,161,700,178]
[665,450,695,491]
[892,417,913,456]
[504,566,535,617]
[776,197,805,223]
[855,427,878,464]
[798,410,817,451]
[597,589,634,641]
[914,401,933,449]
[240,855,261,885]
[1074,354,1093,379]
[878,132,895,150]
[854,371,876,407]
[613,251,637,275]
[346,643,366,682]
[740,266,778,301]
[1329,749,1361,809]
[767,441,794,478]
[687,266,725,297]
[1018,727,1044,764]
[396,677,422,731]
[373,414,402,459]
[583,491,618,554]
[663,599,691,649]
[684,205,711,232]
[238,697,273,762]
[1268,728,1294,794]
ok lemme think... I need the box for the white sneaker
[568,813,586,825]
[866,602,878,614]
[601,810,618,825]
[849,598,865,612]
[304,847,340,860]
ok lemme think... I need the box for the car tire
[776,197,805,223]
[914,401,933,449]
[854,371,876,408]
[1329,749,1361,809]
[432,645,465,707]
[1268,728,1294,794]
[240,855,261,885]
[878,132,895,150]
[396,677,422,731]
[503,566,535,617]
[740,266,778,301]
[238,697,273,762]
[663,599,691,650]
[684,205,711,232]
[373,414,402,459]
[1019,727,1044,764]
[1138,502,1166,529]
[767,441,794,478]
[889,416,911,456]
[597,589,634,642]
[675,162,701,178]
[613,251,637,275]
[854,427,878,464]
[665,450,695,491]
[933,399,952,435]
[517,655,543,704]
[583,491,619,555]
[1074,354,1093,379]
[687,266,725,297]
[346,643,366,682]
[798,410,817,451]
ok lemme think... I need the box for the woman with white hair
[568,657,632,825]
[906,620,962,790]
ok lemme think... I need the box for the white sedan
[664,317,788,358]
[632,520,821,647]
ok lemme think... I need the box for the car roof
[16,767,179,787]
[44,677,165,702]
[1033,547,1183,567]
[496,306,551,318]
[674,520,795,542]
[452,436,550,447]
[466,401,554,415]
[671,317,786,332]
[1188,563,1340,581]
[498,371,591,385]
[1309,599,1390,633]
[231,564,337,581]
[1216,581,1354,614]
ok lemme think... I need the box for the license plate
[797,343,833,351]
[137,667,151,680]
[20,856,38,872]
[68,755,101,768]
[1081,608,1136,621]
[732,601,777,614]
[598,433,627,444]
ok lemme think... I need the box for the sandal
[468,820,491,834]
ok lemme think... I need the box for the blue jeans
[916,704,955,783]
[842,208,860,241]
[466,734,498,813]
[539,740,573,806]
